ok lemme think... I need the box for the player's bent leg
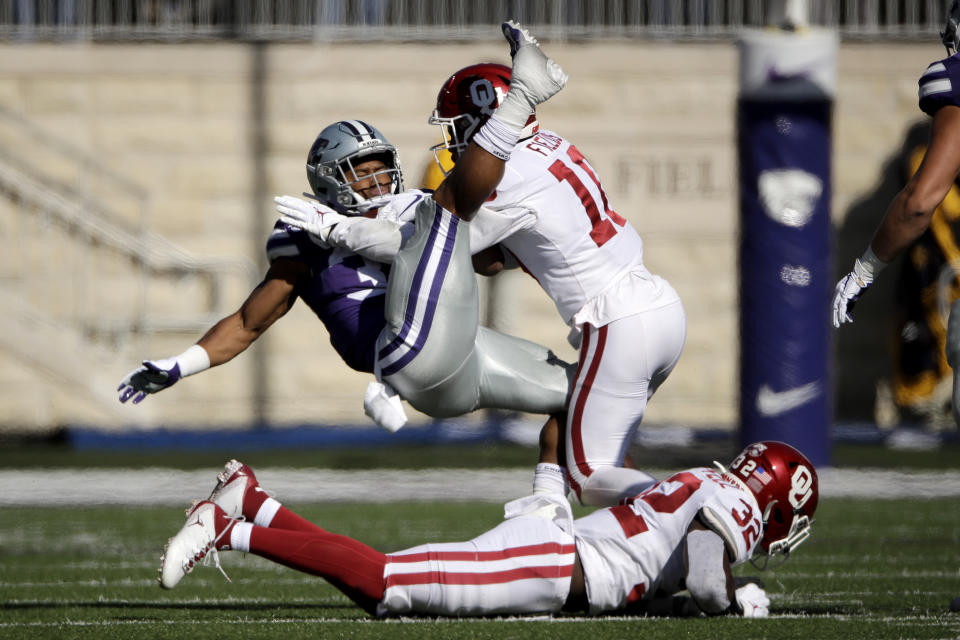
[947,298,960,426]
[577,466,658,506]
[376,196,479,407]
[474,326,573,414]
[564,322,647,503]
[395,349,483,417]
[380,515,575,617]
[565,307,684,506]
[533,414,569,496]
[538,413,565,465]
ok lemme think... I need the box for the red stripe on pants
[570,324,608,483]
[389,541,576,564]
[385,562,573,588]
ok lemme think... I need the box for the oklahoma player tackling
[118,21,575,432]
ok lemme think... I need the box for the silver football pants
[375,196,573,417]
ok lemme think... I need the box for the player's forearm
[870,184,938,263]
[196,273,296,366]
[196,314,259,367]
[434,143,506,219]
[472,245,506,276]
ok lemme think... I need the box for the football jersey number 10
[548,145,627,247]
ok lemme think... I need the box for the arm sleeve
[697,505,743,562]
[326,217,409,264]
[684,528,735,616]
[265,220,312,264]
[919,56,960,116]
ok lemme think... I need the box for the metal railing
[0,0,950,42]
[0,103,258,346]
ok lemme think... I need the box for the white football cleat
[207,459,262,520]
[158,500,236,589]
[501,20,568,107]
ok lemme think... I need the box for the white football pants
[566,300,686,506]
[376,196,573,417]
[378,513,575,616]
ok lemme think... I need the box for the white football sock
[254,497,282,528]
[230,521,253,553]
[533,462,568,495]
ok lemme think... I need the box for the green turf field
[2,494,959,639]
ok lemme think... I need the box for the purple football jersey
[266,220,387,372]
[918,53,960,116]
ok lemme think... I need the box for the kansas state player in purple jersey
[833,1,960,432]
[118,21,574,432]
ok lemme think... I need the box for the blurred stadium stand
[0,0,947,42]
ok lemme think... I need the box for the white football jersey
[573,467,762,614]
[470,130,678,325]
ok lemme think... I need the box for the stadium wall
[0,40,932,432]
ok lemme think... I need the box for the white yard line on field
[1,467,959,506]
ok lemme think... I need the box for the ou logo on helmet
[789,465,814,509]
[469,78,505,116]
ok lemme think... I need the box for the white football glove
[832,260,874,328]
[501,20,568,107]
[274,195,346,246]
[735,583,770,618]
[486,20,567,132]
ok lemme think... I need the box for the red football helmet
[723,441,819,561]
[428,63,539,174]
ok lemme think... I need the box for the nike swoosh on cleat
[756,382,820,417]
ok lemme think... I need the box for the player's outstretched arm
[834,104,960,327]
[118,261,303,404]
[871,104,960,261]
[434,21,567,220]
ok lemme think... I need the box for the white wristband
[176,344,211,377]
[473,115,521,161]
[860,246,887,275]
[853,246,887,285]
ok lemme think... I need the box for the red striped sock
[249,527,387,615]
